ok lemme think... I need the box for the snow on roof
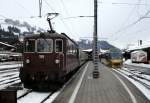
[100,49,109,53]
[1,23,28,33]
[131,50,145,53]
[0,42,16,48]
[127,40,150,51]
[127,44,150,51]
[82,49,92,52]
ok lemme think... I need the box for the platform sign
[0,90,17,103]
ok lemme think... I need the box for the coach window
[25,40,35,52]
[55,39,63,52]
[37,39,53,52]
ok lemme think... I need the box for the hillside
[78,40,120,51]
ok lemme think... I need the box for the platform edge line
[112,71,137,103]
[68,62,89,103]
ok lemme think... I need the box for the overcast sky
[0,0,150,49]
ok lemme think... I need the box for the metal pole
[39,0,42,17]
[93,0,99,78]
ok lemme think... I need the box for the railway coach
[131,50,148,64]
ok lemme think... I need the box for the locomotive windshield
[25,40,35,52]
[110,52,122,59]
[37,39,53,52]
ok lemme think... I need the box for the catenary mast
[39,0,42,17]
[93,0,99,78]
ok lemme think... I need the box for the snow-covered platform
[53,61,149,103]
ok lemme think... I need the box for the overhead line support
[93,0,100,78]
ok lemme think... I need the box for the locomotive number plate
[39,55,45,59]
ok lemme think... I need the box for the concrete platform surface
[53,61,149,103]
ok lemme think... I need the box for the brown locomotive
[19,32,87,90]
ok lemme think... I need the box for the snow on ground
[116,59,150,100]
[0,62,21,90]
[17,88,30,98]
[123,67,150,80]
[124,59,150,68]
[17,92,50,103]
[0,74,19,83]
[0,63,22,70]
[115,70,150,100]
[44,91,61,103]
[119,68,150,87]
[0,79,21,90]
[0,72,18,78]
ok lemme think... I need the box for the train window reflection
[25,40,35,52]
[55,39,63,52]
[37,39,53,52]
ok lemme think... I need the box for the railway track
[0,62,59,103]
[116,68,150,90]
[16,62,88,103]
[0,61,88,103]
[0,63,21,90]
[17,89,33,100]
[121,68,150,82]
[124,64,150,75]
[0,69,19,74]
[17,89,55,103]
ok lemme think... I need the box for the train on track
[19,15,88,90]
[100,50,123,68]
[131,50,148,64]
[19,32,88,90]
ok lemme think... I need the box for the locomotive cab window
[25,40,35,52]
[55,39,63,52]
[37,39,53,53]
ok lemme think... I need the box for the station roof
[127,44,150,51]
[82,49,92,52]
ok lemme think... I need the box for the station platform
[53,61,149,103]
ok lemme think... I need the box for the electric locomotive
[19,14,86,90]
[19,32,82,89]
[101,49,123,68]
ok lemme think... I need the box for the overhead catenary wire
[98,1,150,6]
[115,9,150,34]
[57,1,84,37]
[42,0,81,38]
[14,0,33,16]
[109,1,150,42]
[137,0,142,17]
[0,14,7,19]
[59,0,70,16]
[111,2,150,6]
[43,0,57,13]
[109,0,142,40]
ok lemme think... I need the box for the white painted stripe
[68,62,89,103]
[112,72,137,103]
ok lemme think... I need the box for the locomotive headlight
[55,59,60,64]
[26,59,30,64]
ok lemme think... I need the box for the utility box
[0,89,17,103]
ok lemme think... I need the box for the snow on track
[115,69,150,100]
[18,92,50,103]
[0,64,22,70]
